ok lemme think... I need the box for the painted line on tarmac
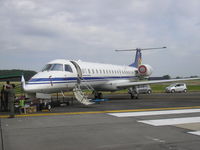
[108,108,200,117]
[1,106,200,118]
[188,131,200,136]
[138,117,200,126]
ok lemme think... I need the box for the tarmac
[1,92,200,150]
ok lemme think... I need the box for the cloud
[0,0,200,77]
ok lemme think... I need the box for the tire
[94,92,103,99]
[183,89,187,93]
[171,89,175,93]
[130,93,139,99]
[130,94,134,99]
[147,90,151,94]
[98,93,103,99]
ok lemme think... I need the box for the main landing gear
[128,87,139,99]
[93,91,103,99]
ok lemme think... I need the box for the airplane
[21,47,200,105]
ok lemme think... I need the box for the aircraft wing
[117,78,200,88]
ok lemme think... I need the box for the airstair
[73,83,94,105]
[70,60,94,105]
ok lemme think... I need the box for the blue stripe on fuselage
[29,76,135,82]
[27,76,136,85]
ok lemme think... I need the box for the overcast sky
[0,0,200,77]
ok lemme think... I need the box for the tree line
[0,69,37,81]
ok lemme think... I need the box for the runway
[0,92,200,150]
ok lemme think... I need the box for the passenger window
[88,69,91,74]
[65,65,73,72]
[84,69,87,74]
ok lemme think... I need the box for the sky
[0,0,200,77]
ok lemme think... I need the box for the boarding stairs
[73,77,94,105]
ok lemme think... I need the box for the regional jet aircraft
[21,47,199,105]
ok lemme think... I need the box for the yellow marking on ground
[1,106,200,118]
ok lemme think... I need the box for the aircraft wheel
[130,93,139,99]
[94,92,103,99]
[98,93,103,99]
[130,94,134,99]
[147,90,151,94]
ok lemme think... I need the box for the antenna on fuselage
[115,46,167,52]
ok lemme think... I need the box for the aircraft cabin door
[70,61,82,84]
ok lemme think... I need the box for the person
[7,84,16,118]
[0,91,1,111]
[4,81,12,111]
[4,81,12,89]
[18,96,25,114]
[0,85,6,111]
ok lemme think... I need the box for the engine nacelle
[138,64,153,76]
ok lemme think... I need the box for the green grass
[187,85,200,91]
[151,84,166,93]
[151,80,200,93]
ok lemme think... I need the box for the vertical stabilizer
[129,48,142,68]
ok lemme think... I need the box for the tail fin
[129,48,142,68]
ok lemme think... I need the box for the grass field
[0,80,200,96]
[151,80,200,93]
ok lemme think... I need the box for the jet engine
[138,64,153,76]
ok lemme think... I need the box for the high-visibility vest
[19,100,25,107]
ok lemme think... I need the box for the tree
[0,69,37,81]
[162,75,171,79]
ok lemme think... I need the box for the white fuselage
[24,59,138,93]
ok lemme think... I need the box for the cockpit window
[42,64,63,71]
[65,65,73,73]
[42,64,52,72]
[51,64,63,71]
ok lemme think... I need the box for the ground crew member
[19,97,25,114]
[0,85,6,111]
[7,84,16,118]
[4,81,12,111]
